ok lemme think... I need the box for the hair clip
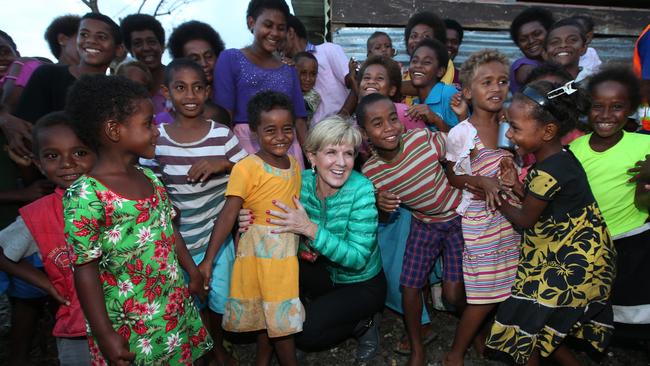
[547,80,578,99]
[522,86,549,108]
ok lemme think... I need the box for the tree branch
[80,0,100,13]
[137,0,148,13]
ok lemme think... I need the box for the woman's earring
[311,166,316,174]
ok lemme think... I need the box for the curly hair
[44,15,80,59]
[459,49,509,89]
[246,0,290,21]
[404,11,447,48]
[65,74,150,151]
[358,55,403,102]
[247,90,294,131]
[509,7,554,44]
[81,13,122,45]
[120,13,164,51]
[588,64,642,111]
[163,58,206,86]
[167,21,225,60]
[411,38,449,77]
[523,62,572,85]
[514,80,588,137]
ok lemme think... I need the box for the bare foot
[407,351,426,366]
[443,352,464,366]
[472,333,487,358]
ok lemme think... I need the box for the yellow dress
[222,154,304,337]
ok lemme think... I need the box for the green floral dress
[63,167,212,365]
[485,150,616,364]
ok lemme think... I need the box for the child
[570,66,650,341]
[367,31,396,58]
[63,74,212,365]
[116,60,152,90]
[544,18,589,81]
[140,58,246,365]
[0,111,94,365]
[444,18,464,87]
[485,80,615,364]
[443,50,520,366]
[358,93,465,366]
[570,15,602,77]
[198,91,304,366]
[294,51,321,127]
[407,38,462,132]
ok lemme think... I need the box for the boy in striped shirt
[358,93,465,365]
[140,59,246,365]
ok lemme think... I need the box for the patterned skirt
[223,224,305,337]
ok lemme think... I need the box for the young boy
[293,51,321,127]
[0,111,96,365]
[358,93,465,366]
[139,58,246,366]
[406,39,464,132]
[367,31,396,58]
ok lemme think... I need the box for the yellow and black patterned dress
[486,150,616,364]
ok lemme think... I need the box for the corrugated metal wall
[332,27,636,69]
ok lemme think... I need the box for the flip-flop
[393,325,438,355]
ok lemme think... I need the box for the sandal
[393,324,437,355]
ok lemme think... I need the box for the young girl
[570,66,650,342]
[213,0,307,167]
[199,91,303,366]
[293,51,320,127]
[443,50,521,366]
[485,80,615,365]
[544,19,589,81]
[63,74,212,365]
[141,59,247,366]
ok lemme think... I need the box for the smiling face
[77,18,117,68]
[464,61,509,113]
[589,80,631,140]
[163,67,208,118]
[183,39,216,84]
[255,108,294,160]
[516,21,547,60]
[118,98,158,159]
[407,24,434,55]
[545,25,585,68]
[368,34,395,58]
[308,142,355,198]
[130,29,163,70]
[359,64,396,98]
[0,36,17,78]
[360,99,403,157]
[34,124,96,188]
[506,98,547,155]
[296,57,317,93]
[409,45,444,87]
[248,9,287,54]
[446,28,460,60]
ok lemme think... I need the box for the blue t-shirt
[414,82,459,130]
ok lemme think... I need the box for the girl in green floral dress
[484,80,616,365]
[63,74,212,365]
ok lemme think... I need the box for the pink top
[0,59,42,88]
[394,102,426,130]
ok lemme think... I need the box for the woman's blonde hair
[304,116,362,154]
[459,49,510,89]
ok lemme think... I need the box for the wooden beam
[330,0,650,36]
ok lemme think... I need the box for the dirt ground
[1,294,648,366]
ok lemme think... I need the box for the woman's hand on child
[96,330,136,366]
[238,208,254,233]
[268,197,318,240]
[376,190,400,213]
[187,158,230,183]
[450,92,469,121]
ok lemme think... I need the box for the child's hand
[477,176,509,210]
[376,190,400,213]
[499,158,518,187]
[96,330,135,366]
[348,57,359,79]
[188,271,208,303]
[45,282,70,306]
[628,154,650,184]
[197,259,213,293]
[450,92,469,120]
[238,208,253,233]
[187,158,229,183]
[406,104,447,131]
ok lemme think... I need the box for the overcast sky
[2,0,293,62]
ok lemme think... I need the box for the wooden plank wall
[330,0,650,37]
